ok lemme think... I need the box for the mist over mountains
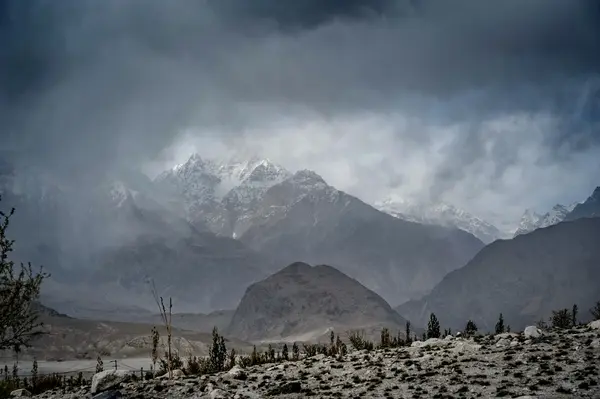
[0,154,486,314]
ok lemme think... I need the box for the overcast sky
[1,0,599,231]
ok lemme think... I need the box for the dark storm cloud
[0,0,598,214]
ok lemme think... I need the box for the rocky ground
[28,323,600,399]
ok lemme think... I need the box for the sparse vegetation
[348,330,374,351]
[0,199,48,351]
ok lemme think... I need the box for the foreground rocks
[33,325,600,398]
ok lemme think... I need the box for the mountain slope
[564,186,600,221]
[239,171,485,306]
[227,262,407,342]
[375,197,505,244]
[396,217,600,332]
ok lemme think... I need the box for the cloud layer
[1,0,599,229]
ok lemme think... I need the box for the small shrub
[551,309,572,329]
[348,331,373,351]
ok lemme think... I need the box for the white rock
[510,340,519,347]
[10,389,31,397]
[589,320,600,330]
[444,335,454,340]
[524,326,543,338]
[452,341,481,353]
[158,369,186,379]
[410,338,447,348]
[495,332,518,340]
[91,369,133,394]
[495,338,511,347]
[210,388,229,399]
[227,365,247,380]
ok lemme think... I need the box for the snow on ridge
[375,196,505,244]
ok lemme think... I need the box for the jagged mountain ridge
[396,217,600,332]
[375,196,506,244]
[564,186,600,221]
[155,155,291,237]
[513,203,577,237]
[513,185,600,237]
[227,262,407,342]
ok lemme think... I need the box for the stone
[10,389,31,397]
[524,326,543,338]
[227,365,247,380]
[209,388,230,398]
[589,320,600,330]
[91,370,133,394]
[158,369,186,379]
[496,338,511,347]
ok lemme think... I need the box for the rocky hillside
[227,262,407,342]
[31,323,600,398]
[238,171,484,306]
[397,217,600,331]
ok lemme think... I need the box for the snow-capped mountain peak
[513,201,579,237]
[375,196,505,244]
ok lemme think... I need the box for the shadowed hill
[227,262,407,342]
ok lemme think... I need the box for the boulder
[227,365,247,380]
[589,320,600,330]
[91,370,133,394]
[10,389,31,397]
[451,341,481,353]
[524,326,543,338]
[209,388,229,399]
[495,332,518,340]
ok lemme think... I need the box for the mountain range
[0,154,483,316]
